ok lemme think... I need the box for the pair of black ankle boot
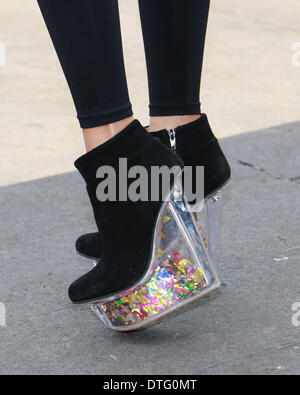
[69,115,231,312]
[75,114,230,262]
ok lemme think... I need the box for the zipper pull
[168,129,176,151]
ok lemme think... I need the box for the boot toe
[68,269,98,303]
[68,264,113,303]
[68,275,87,303]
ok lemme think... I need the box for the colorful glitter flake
[97,217,207,327]
[91,194,218,328]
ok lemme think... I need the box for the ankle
[147,115,201,133]
[82,116,135,152]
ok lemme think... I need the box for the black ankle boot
[150,114,231,197]
[75,114,231,261]
[69,120,183,303]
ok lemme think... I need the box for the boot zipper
[168,129,176,151]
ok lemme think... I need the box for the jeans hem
[78,104,133,128]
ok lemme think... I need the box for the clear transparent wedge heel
[192,190,222,268]
[91,179,220,331]
[87,191,222,269]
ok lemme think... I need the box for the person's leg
[37,0,199,313]
[138,0,210,131]
[82,118,134,152]
[37,0,133,150]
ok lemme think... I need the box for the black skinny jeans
[37,0,210,128]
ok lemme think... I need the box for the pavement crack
[229,155,300,186]
[289,176,300,184]
[237,159,266,173]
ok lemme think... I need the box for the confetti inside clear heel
[91,179,220,331]
[192,190,222,268]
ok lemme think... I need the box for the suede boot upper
[69,120,183,302]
